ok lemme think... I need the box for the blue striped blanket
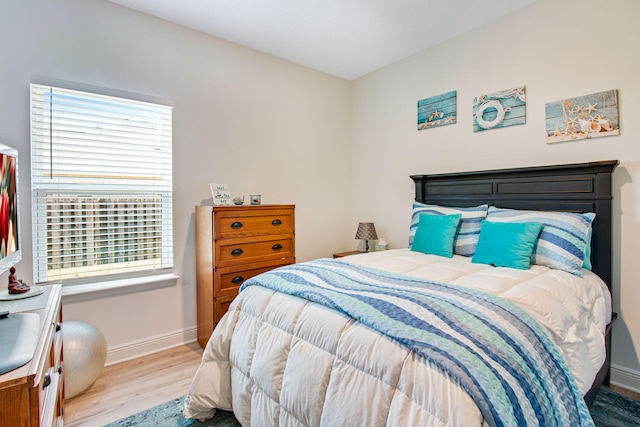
[240,259,594,427]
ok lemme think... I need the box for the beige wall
[351,0,640,391]
[0,0,352,362]
[2,0,639,393]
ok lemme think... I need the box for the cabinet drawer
[40,368,62,427]
[216,233,295,268]
[52,315,63,373]
[214,208,294,239]
[215,258,294,296]
[214,294,237,325]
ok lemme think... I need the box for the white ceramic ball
[63,320,107,399]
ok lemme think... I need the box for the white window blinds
[30,83,173,284]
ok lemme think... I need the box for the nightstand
[332,250,364,258]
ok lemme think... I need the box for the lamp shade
[355,222,378,241]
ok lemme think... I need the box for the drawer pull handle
[58,365,63,375]
[43,372,51,389]
[272,244,283,251]
[272,219,282,226]
[231,249,244,256]
[231,276,244,284]
[56,322,62,332]
[231,221,243,229]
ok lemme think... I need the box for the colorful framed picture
[0,147,19,262]
[545,90,619,143]
[472,86,526,132]
[417,90,457,130]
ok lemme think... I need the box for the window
[30,83,173,284]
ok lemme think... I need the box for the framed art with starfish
[545,89,620,143]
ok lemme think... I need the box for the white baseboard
[610,363,640,394]
[104,326,198,366]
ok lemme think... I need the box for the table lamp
[355,222,378,253]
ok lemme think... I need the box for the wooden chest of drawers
[195,205,295,348]
[0,284,64,427]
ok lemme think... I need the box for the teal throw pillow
[583,228,592,270]
[472,221,543,270]
[411,213,462,258]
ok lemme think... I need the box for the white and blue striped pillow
[409,202,488,256]
[486,207,595,276]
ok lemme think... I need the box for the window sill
[60,273,180,303]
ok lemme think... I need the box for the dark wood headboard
[411,160,618,289]
[411,160,619,405]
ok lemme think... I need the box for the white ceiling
[108,0,537,81]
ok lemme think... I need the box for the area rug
[105,388,640,426]
[591,388,640,426]
[103,396,239,427]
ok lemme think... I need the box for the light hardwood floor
[64,342,204,426]
[64,342,639,426]
[606,383,640,402]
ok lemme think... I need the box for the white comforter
[184,249,610,426]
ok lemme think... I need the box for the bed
[184,160,618,426]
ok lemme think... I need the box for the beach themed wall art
[545,90,619,143]
[472,86,526,132]
[417,90,457,130]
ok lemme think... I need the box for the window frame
[30,80,174,286]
